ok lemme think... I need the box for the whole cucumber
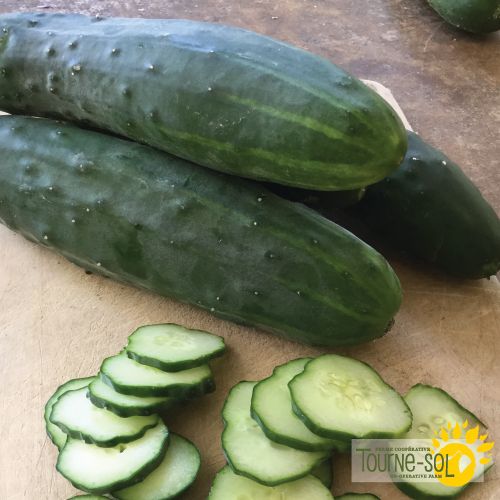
[0,116,402,347]
[357,131,500,279]
[428,0,500,34]
[0,12,406,191]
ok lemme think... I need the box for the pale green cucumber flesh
[44,376,94,450]
[56,421,169,494]
[222,381,328,486]
[126,323,225,372]
[0,115,402,348]
[0,13,407,190]
[100,351,214,398]
[208,466,333,499]
[289,354,412,440]
[89,375,175,417]
[251,358,342,451]
[395,384,489,499]
[113,433,201,500]
[50,387,159,447]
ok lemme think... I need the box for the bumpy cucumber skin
[0,116,402,347]
[125,323,226,372]
[56,427,170,495]
[358,131,500,279]
[428,0,500,33]
[0,12,406,191]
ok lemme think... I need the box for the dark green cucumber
[44,376,94,450]
[0,116,402,347]
[264,183,366,210]
[68,496,109,499]
[428,0,500,33]
[357,131,500,279]
[0,13,406,190]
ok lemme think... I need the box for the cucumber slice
[113,433,201,499]
[57,421,169,494]
[50,387,159,447]
[208,466,333,499]
[289,355,412,440]
[311,458,333,489]
[337,494,380,500]
[100,351,215,398]
[126,323,225,372]
[44,377,94,450]
[89,376,176,417]
[396,384,490,499]
[251,358,345,451]
[222,381,328,486]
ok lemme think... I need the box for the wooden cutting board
[0,2,499,499]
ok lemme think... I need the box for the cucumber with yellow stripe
[0,115,401,347]
[0,12,406,190]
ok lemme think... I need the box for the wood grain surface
[0,1,498,499]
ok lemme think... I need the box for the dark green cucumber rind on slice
[89,376,177,417]
[0,116,402,347]
[395,383,490,500]
[44,376,94,450]
[264,183,366,210]
[100,352,215,398]
[208,466,334,499]
[336,494,381,500]
[251,358,342,452]
[50,387,159,447]
[289,355,412,441]
[113,434,201,500]
[125,323,226,372]
[0,13,407,191]
[428,0,500,33]
[56,421,169,495]
[222,381,328,486]
[357,131,500,279]
[311,458,333,489]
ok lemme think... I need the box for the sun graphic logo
[430,420,494,487]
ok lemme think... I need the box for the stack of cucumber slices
[208,354,491,499]
[44,323,225,499]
